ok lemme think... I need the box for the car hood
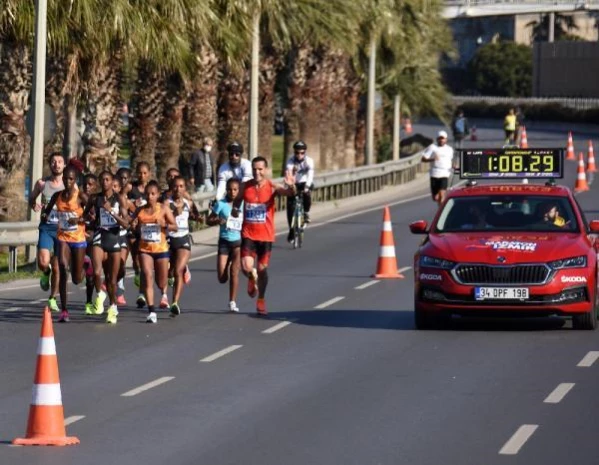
[424,232,587,264]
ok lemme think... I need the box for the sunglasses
[228,152,241,157]
[295,151,306,155]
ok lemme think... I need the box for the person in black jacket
[188,137,216,193]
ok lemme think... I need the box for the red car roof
[448,184,571,198]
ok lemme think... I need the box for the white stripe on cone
[380,246,396,258]
[382,222,393,232]
[37,337,57,356]
[31,383,63,406]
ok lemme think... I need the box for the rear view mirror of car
[589,220,599,233]
[410,220,428,234]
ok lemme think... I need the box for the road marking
[399,266,412,274]
[64,415,85,426]
[577,351,599,367]
[315,296,345,309]
[499,424,538,455]
[544,383,575,404]
[355,280,379,290]
[262,321,292,334]
[5,307,22,312]
[121,376,175,397]
[189,251,218,264]
[30,298,45,304]
[200,345,243,362]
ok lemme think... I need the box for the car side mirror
[409,220,428,234]
[589,220,599,233]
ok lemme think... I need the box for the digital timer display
[459,149,563,179]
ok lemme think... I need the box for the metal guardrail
[453,96,599,111]
[444,0,599,18]
[0,151,428,273]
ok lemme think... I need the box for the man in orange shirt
[238,156,296,315]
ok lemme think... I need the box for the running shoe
[183,266,192,285]
[247,268,258,298]
[228,301,239,313]
[170,302,181,317]
[58,310,70,323]
[256,298,267,316]
[134,273,140,288]
[136,294,147,309]
[40,271,51,292]
[116,294,127,306]
[159,294,169,309]
[48,296,59,312]
[146,312,158,324]
[168,277,175,288]
[84,302,94,315]
[94,290,107,315]
[106,305,119,324]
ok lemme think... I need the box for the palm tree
[527,12,580,42]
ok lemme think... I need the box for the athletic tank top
[41,177,64,225]
[95,193,121,231]
[242,180,276,242]
[56,191,85,243]
[137,204,168,253]
[168,197,190,238]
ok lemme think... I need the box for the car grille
[453,264,551,285]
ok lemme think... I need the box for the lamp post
[248,11,260,159]
[365,37,376,165]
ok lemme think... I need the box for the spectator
[189,137,216,193]
[503,108,517,145]
[451,110,469,149]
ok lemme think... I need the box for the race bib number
[141,223,161,243]
[47,209,59,225]
[100,208,118,228]
[58,212,78,232]
[176,212,189,231]
[245,203,267,224]
[226,214,243,231]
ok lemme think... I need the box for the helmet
[293,140,307,151]
[227,142,243,154]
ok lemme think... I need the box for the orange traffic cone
[372,206,404,279]
[13,308,80,446]
[587,140,596,173]
[566,132,576,161]
[574,151,590,192]
[519,126,528,148]
[404,118,412,135]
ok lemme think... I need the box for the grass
[0,251,39,283]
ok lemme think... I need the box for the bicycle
[289,191,305,249]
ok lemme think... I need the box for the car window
[435,195,579,233]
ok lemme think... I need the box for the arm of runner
[421,145,435,163]
[206,202,224,226]
[163,205,178,232]
[274,171,297,197]
[73,192,89,224]
[29,179,44,211]
[41,191,59,221]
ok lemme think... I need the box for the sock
[148,305,155,314]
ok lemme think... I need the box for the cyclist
[207,178,243,313]
[237,157,296,316]
[215,142,253,200]
[43,165,89,322]
[29,152,65,313]
[285,140,315,243]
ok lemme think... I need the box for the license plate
[474,287,529,301]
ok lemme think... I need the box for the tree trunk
[344,72,361,169]
[129,62,166,176]
[81,52,123,174]
[0,43,31,221]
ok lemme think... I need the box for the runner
[165,176,199,316]
[207,178,243,313]
[82,173,98,315]
[86,171,130,324]
[116,167,134,303]
[29,152,65,312]
[132,180,177,323]
[43,166,88,322]
[238,157,296,315]
[113,176,130,307]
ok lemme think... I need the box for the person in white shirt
[421,130,455,207]
[285,140,315,242]
[215,142,253,200]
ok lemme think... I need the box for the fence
[452,96,599,111]
[0,151,428,273]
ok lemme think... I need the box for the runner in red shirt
[239,156,296,315]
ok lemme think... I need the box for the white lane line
[355,280,380,290]
[64,415,86,426]
[200,345,243,362]
[189,251,218,264]
[315,296,345,309]
[29,299,45,304]
[398,266,412,274]
[262,321,292,334]
[121,376,175,397]
[577,351,599,367]
[499,424,539,455]
[544,383,575,404]
[5,307,22,312]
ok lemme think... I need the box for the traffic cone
[566,132,576,161]
[574,151,590,192]
[470,125,478,141]
[586,140,596,173]
[519,126,528,148]
[404,118,412,135]
[13,308,80,446]
[372,206,404,279]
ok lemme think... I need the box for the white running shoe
[228,301,239,313]
[146,312,157,324]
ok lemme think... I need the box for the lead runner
[236,156,296,316]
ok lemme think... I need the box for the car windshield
[435,195,579,233]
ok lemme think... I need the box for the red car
[410,183,599,330]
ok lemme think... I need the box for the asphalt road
[1,122,599,465]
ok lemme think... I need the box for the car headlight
[548,256,587,269]
[419,255,455,270]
